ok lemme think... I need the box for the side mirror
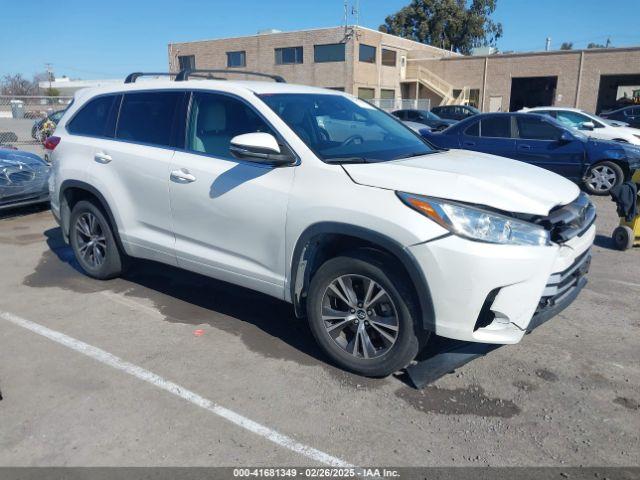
[229,132,294,166]
[580,121,595,130]
[559,131,574,143]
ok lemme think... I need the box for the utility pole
[45,63,53,91]
[605,36,611,48]
[352,0,360,26]
[545,37,551,51]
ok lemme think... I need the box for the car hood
[342,149,580,216]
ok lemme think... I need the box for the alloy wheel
[587,165,618,193]
[321,274,399,359]
[74,212,107,268]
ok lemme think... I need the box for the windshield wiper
[323,157,369,164]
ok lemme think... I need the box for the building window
[358,88,375,100]
[275,46,303,65]
[314,43,345,63]
[380,89,395,99]
[359,44,376,64]
[178,55,195,70]
[469,89,480,108]
[381,49,396,67]
[226,51,246,68]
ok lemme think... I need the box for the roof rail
[174,69,286,83]
[124,72,180,84]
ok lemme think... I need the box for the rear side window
[116,91,184,147]
[67,95,119,137]
[480,116,511,138]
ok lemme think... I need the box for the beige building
[168,26,640,114]
[168,26,455,104]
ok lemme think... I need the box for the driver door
[514,116,585,180]
[168,91,296,298]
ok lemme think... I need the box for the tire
[306,250,426,377]
[584,161,624,195]
[69,200,124,280]
[612,226,635,251]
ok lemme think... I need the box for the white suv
[48,72,596,377]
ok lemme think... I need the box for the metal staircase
[403,64,469,106]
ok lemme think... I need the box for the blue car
[420,112,640,195]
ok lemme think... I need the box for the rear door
[514,115,585,180]
[88,90,186,265]
[458,115,516,159]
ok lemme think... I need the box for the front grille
[537,249,591,313]
[537,192,596,244]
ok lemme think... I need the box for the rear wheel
[306,251,425,377]
[69,200,124,279]
[584,161,624,195]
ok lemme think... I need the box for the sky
[1,0,639,80]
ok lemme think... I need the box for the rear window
[67,95,119,137]
[116,91,184,147]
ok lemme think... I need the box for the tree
[0,74,38,96]
[379,0,503,55]
[587,42,606,49]
[560,42,573,50]
[45,87,60,97]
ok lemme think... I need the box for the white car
[47,72,595,377]
[522,107,640,145]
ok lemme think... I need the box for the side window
[479,116,511,138]
[517,117,561,141]
[116,91,183,147]
[187,92,274,159]
[464,121,479,136]
[407,111,419,121]
[67,95,119,137]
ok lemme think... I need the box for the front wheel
[584,161,624,195]
[306,251,425,377]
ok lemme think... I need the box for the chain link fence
[0,95,73,156]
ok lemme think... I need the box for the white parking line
[0,311,353,468]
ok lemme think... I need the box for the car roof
[523,107,585,112]
[73,79,345,102]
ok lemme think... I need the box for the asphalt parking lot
[0,195,638,468]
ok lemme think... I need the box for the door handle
[94,152,112,164]
[463,141,476,147]
[170,168,196,183]
[518,144,532,150]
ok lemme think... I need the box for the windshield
[259,93,435,163]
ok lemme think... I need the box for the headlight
[398,192,550,246]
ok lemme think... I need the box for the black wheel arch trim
[289,222,436,332]
[59,180,125,252]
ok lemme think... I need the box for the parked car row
[419,112,640,195]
